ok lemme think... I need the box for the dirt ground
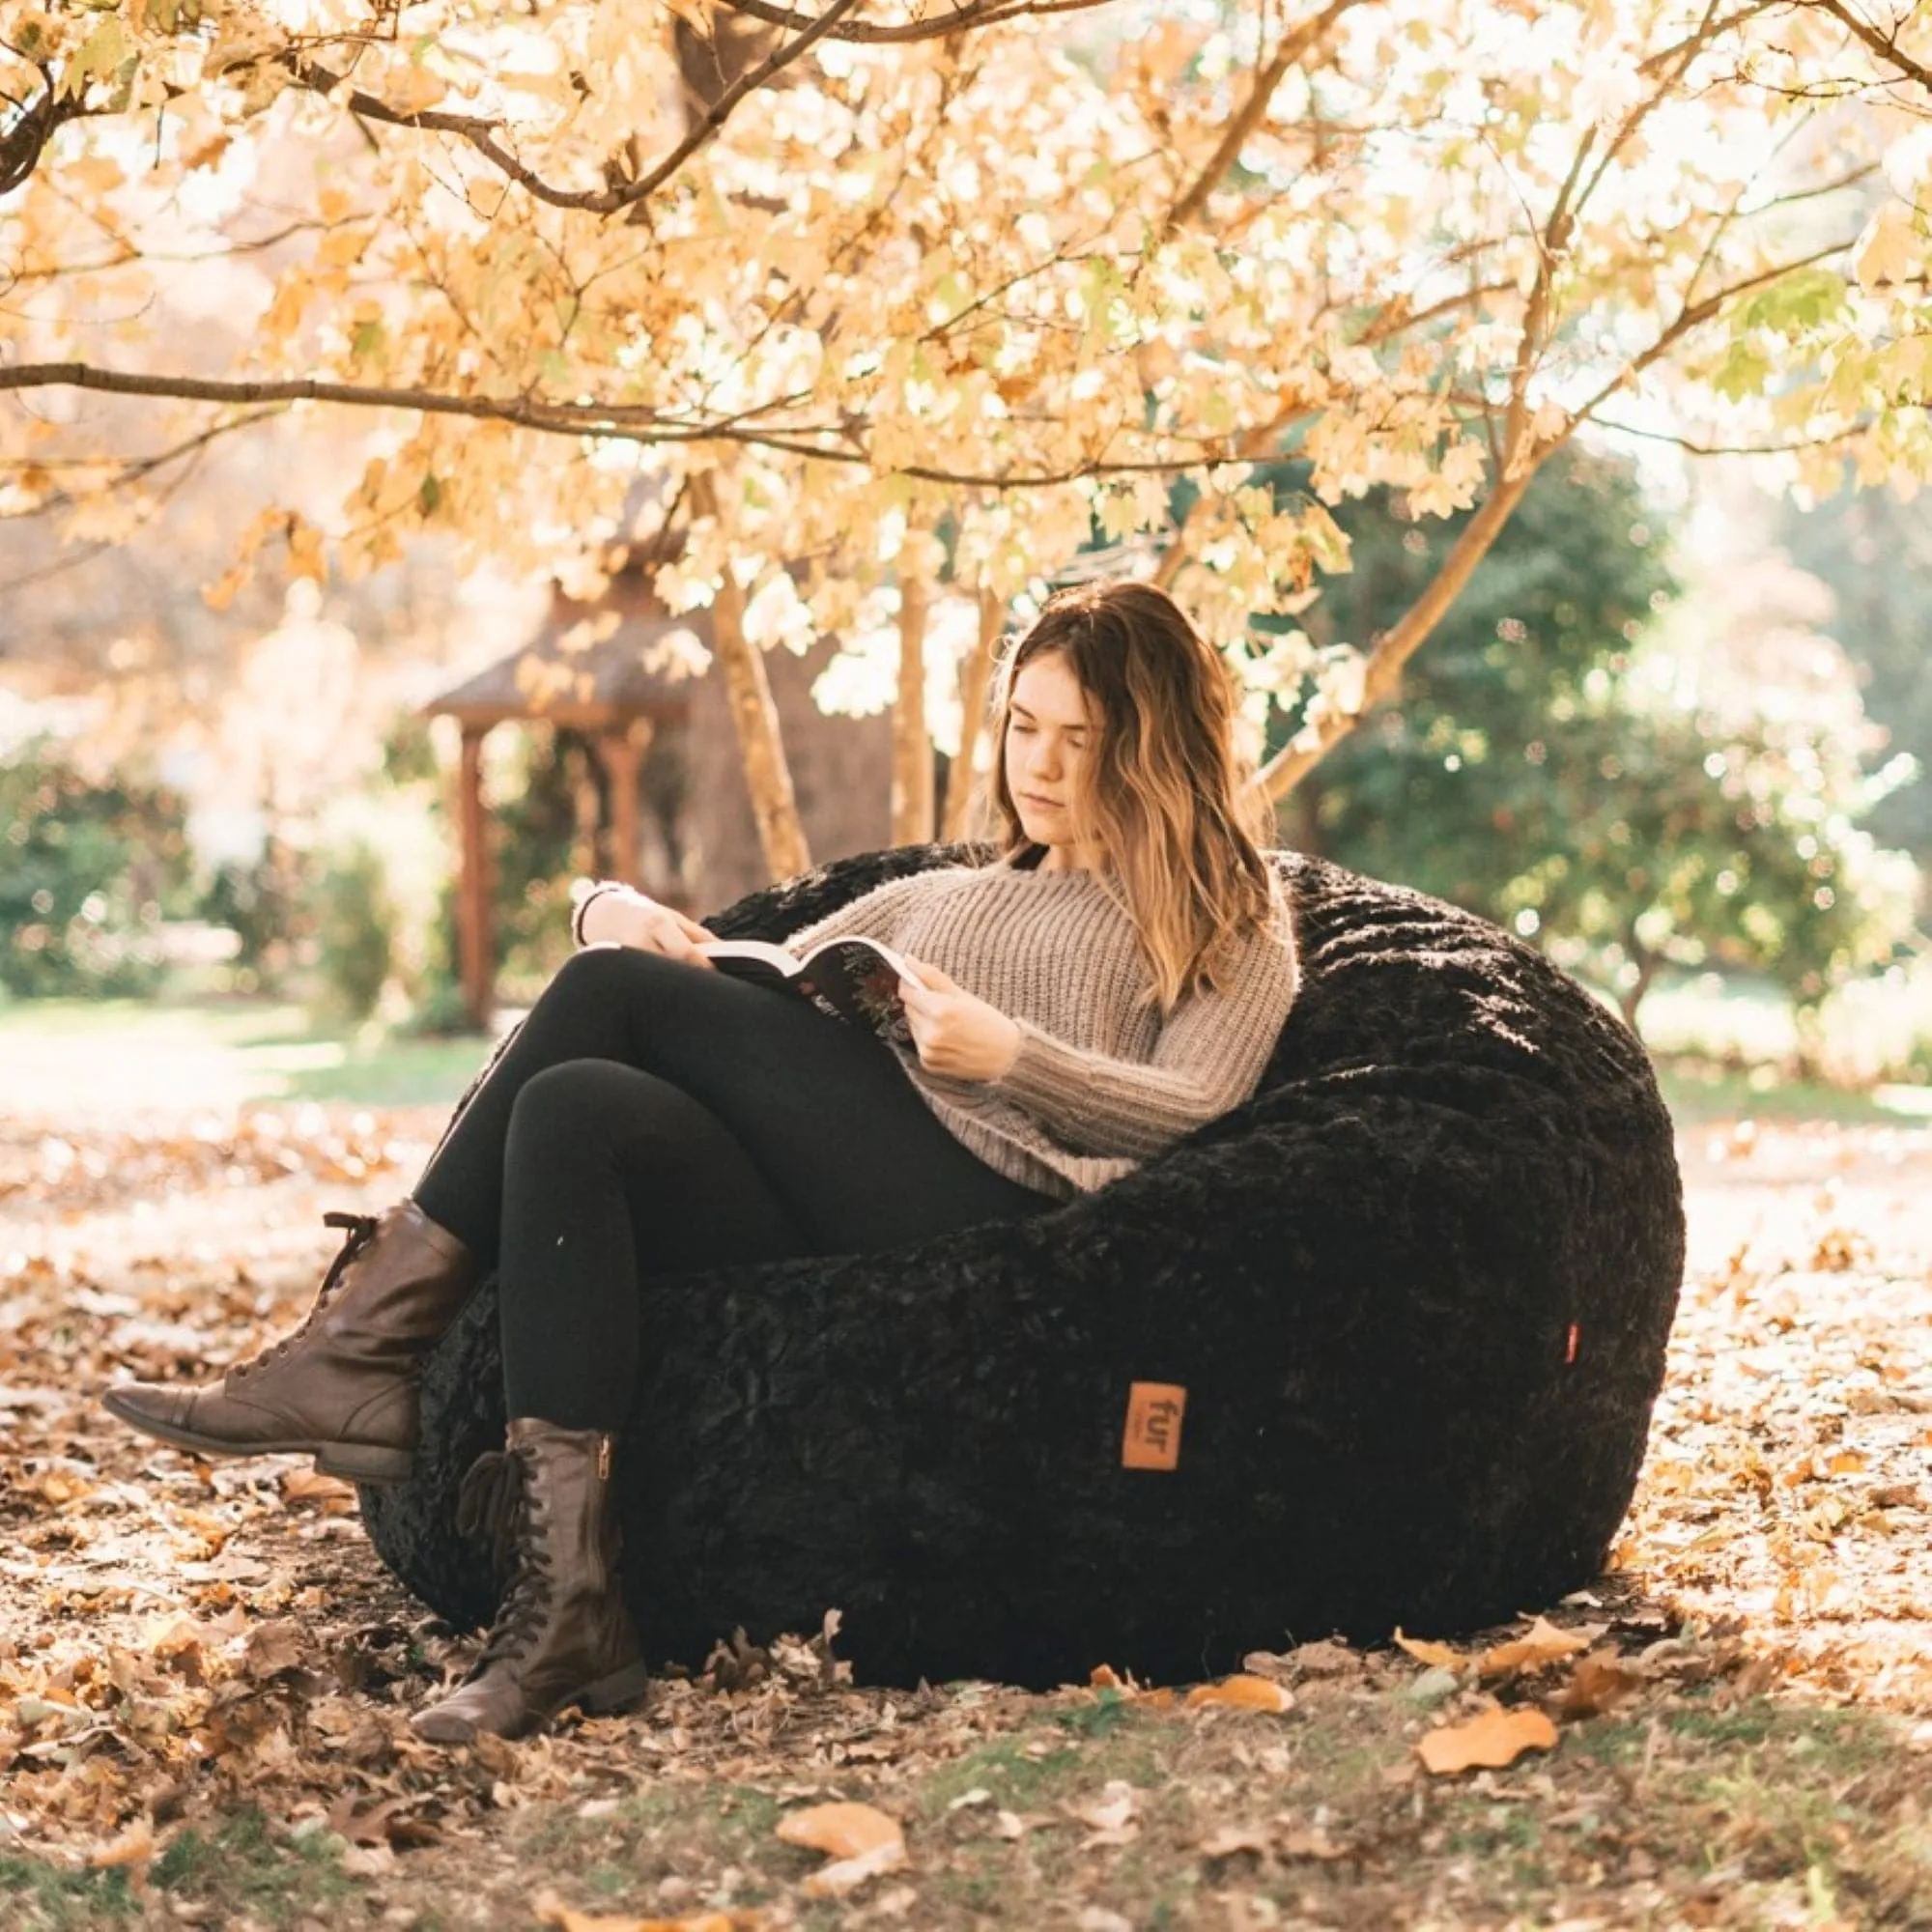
[1,1099,1928,1930]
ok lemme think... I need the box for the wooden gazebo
[424,542,895,1029]
[423,553,707,1029]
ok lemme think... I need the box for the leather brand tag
[1122,1381,1187,1471]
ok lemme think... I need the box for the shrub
[0,740,194,997]
[310,839,396,1022]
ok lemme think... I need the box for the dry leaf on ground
[1550,1648,1645,1719]
[533,1894,753,1932]
[1393,1629,1466,1669]
[1415,1706,1560,1775]
[1199,1823,1271,1859]
[242,1619,304,1679]
[775,1800,906,1897]
[88,1821,155,1870]
[1479,1615,1600,1678]
[1184,1674,1294,1713]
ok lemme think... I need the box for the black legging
[411,945,1059,1427]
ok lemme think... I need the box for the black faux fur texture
[359,843,1685,1689]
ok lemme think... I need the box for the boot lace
[230,1211,379,1382]
[456,1445,526,1583]
[457,1441,554,1673]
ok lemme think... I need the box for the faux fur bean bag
[360,842,1685,1689]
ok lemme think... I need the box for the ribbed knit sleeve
[985,909,1298,1159]
[780,873,925,957]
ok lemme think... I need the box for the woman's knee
[506,1058,700,1157]
[507,1058,627,1142]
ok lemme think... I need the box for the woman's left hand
[898,959,1022,1082]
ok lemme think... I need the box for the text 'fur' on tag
[1122,1382,1186,1471]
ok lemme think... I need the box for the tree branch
[280,0,860,216]
[0,359,1325,489]
[1571,235,1860,422]
[1161,0,1361,234]
[1805,0,1932,94]
[1,407,288,517]
[0,64,87,196]
[712,0,1115,43]
[1250,469,1536,801]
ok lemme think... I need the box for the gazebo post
[595,724,648,888]
[458,724,495,1031]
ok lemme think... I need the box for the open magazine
[700,935,923,1045]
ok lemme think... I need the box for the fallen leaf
[1478,1616,1599,1678]
[1416,1706,1559,1775]
[1070,1778,1140,1842]
[776,1801,906,1896]
[533,1895,753,1932]
[1394,1628,1466,1669]
[1183,1674,1293,1713]
[88,1821,155,1870]
[280,1468,357,1505]
[1550,1648,1644,1720]
[1199,1823,1270,1859]
[242,1619,304,1679]
[1280,1825,1350,1861]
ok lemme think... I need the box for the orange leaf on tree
[1416,1706,1559,1775]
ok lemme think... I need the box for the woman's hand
[897,959,1022,1081]
[579,886,715,969]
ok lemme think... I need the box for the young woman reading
[104,578,1300,1743]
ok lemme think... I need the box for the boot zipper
[597,1435,611,1482]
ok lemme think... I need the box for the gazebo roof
[424,555,709,731]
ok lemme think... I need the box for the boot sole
[99,1388,412,1485]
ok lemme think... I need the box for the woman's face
[1005,651,1097,848]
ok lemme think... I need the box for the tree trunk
[1617,942,1657,1032]
[941,586,1003,841]
[686,472,810,883]
[892,549,935,845]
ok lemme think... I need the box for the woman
[103,578,1300,1742]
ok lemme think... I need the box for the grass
[480,1688,1932,1930]
[0,1808,362,1932]
[6,985,1927,1122]
[1654,1060,1901,1125]
[0,995,486,1109]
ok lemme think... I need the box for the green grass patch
[0,1856,138,1931]
[0,995,486,1108]
[153,1808,362,1927]
[0,1808,361,1932]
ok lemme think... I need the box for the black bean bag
[360,842,1684,1689]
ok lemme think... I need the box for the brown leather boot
[101,1201,478,1484]
[412,1418,647,1744]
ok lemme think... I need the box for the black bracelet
[571,882,621,948]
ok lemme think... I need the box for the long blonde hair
[981,580,1284,1015]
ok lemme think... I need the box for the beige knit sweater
[777,850,1300,1199]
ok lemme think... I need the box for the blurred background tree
[0,740,197,997]
[1264,446,1918,1023]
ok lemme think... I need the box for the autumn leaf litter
[2,1103,1929,1928]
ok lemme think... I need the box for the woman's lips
[1021,793,1062,808]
